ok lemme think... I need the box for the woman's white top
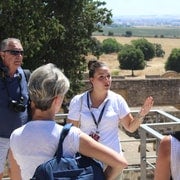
[10,121,80,180]
[170,135,180,180]
[68,90,130,153]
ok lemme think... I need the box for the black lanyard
[87,92,109,131]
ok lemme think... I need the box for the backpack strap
[56,123,73,160]
[23,69,31,82]
[22,69,31,121]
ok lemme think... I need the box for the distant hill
[93,15,180,38]
[112,15,180,27]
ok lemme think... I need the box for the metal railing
[54,110,180,179]
[139,110,180,179]
[3,110,179,180]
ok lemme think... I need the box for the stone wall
[82,78,180,107]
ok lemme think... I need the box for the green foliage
[125,31,132,37]
[154,43,165,57]
[102,38,122,53]
[131,38,155,61]
[108,31,114,36]
[94,26,180,38]
[89,37,103,59]
[165,48,180,72]
[0,0,112,103]
[0,0,64,68]
[118,44,145,76]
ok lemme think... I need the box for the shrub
[118,44,145,76]
[102,38,122,54]
[165,48,180,72]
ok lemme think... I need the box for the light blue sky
[104,0,180,17]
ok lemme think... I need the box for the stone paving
[119,125,156,165]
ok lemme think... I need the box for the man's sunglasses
[3,50,24,56]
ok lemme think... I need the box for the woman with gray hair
[28,63,69,111]
[9,63,127,180]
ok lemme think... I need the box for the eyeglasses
[3,50,24,56]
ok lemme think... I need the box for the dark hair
[88,60,107,78]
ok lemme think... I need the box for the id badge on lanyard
[87,93,108,141]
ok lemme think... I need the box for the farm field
[91,36,180,78]
[94,26,180,38]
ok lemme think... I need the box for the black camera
[9,97,26,112]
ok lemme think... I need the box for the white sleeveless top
[170,135,180,180]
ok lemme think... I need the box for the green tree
[125,31,132,37]
[118,44,145,76]
[0,0,64,68]
[108,31,114,36]
[154,43,165,57]
[0,0,112,102]
[102,38,122,54]
[131,38,155,61]
[165,48,180,72]
[89,37,103,59]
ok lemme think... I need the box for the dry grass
[90,36,180,78]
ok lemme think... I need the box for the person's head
[0,38,24,71]
[88,60,111,90]
[28,63,70,112]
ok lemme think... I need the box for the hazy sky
[104,0,180,16]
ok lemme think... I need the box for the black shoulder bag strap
[56,123,73,161]
[23,69,31,82]
[22,69,32,120]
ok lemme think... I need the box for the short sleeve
[67,94,84,121]
[116,94,130,119]
[62,126,81,156]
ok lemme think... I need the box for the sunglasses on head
[3,50,24,56]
